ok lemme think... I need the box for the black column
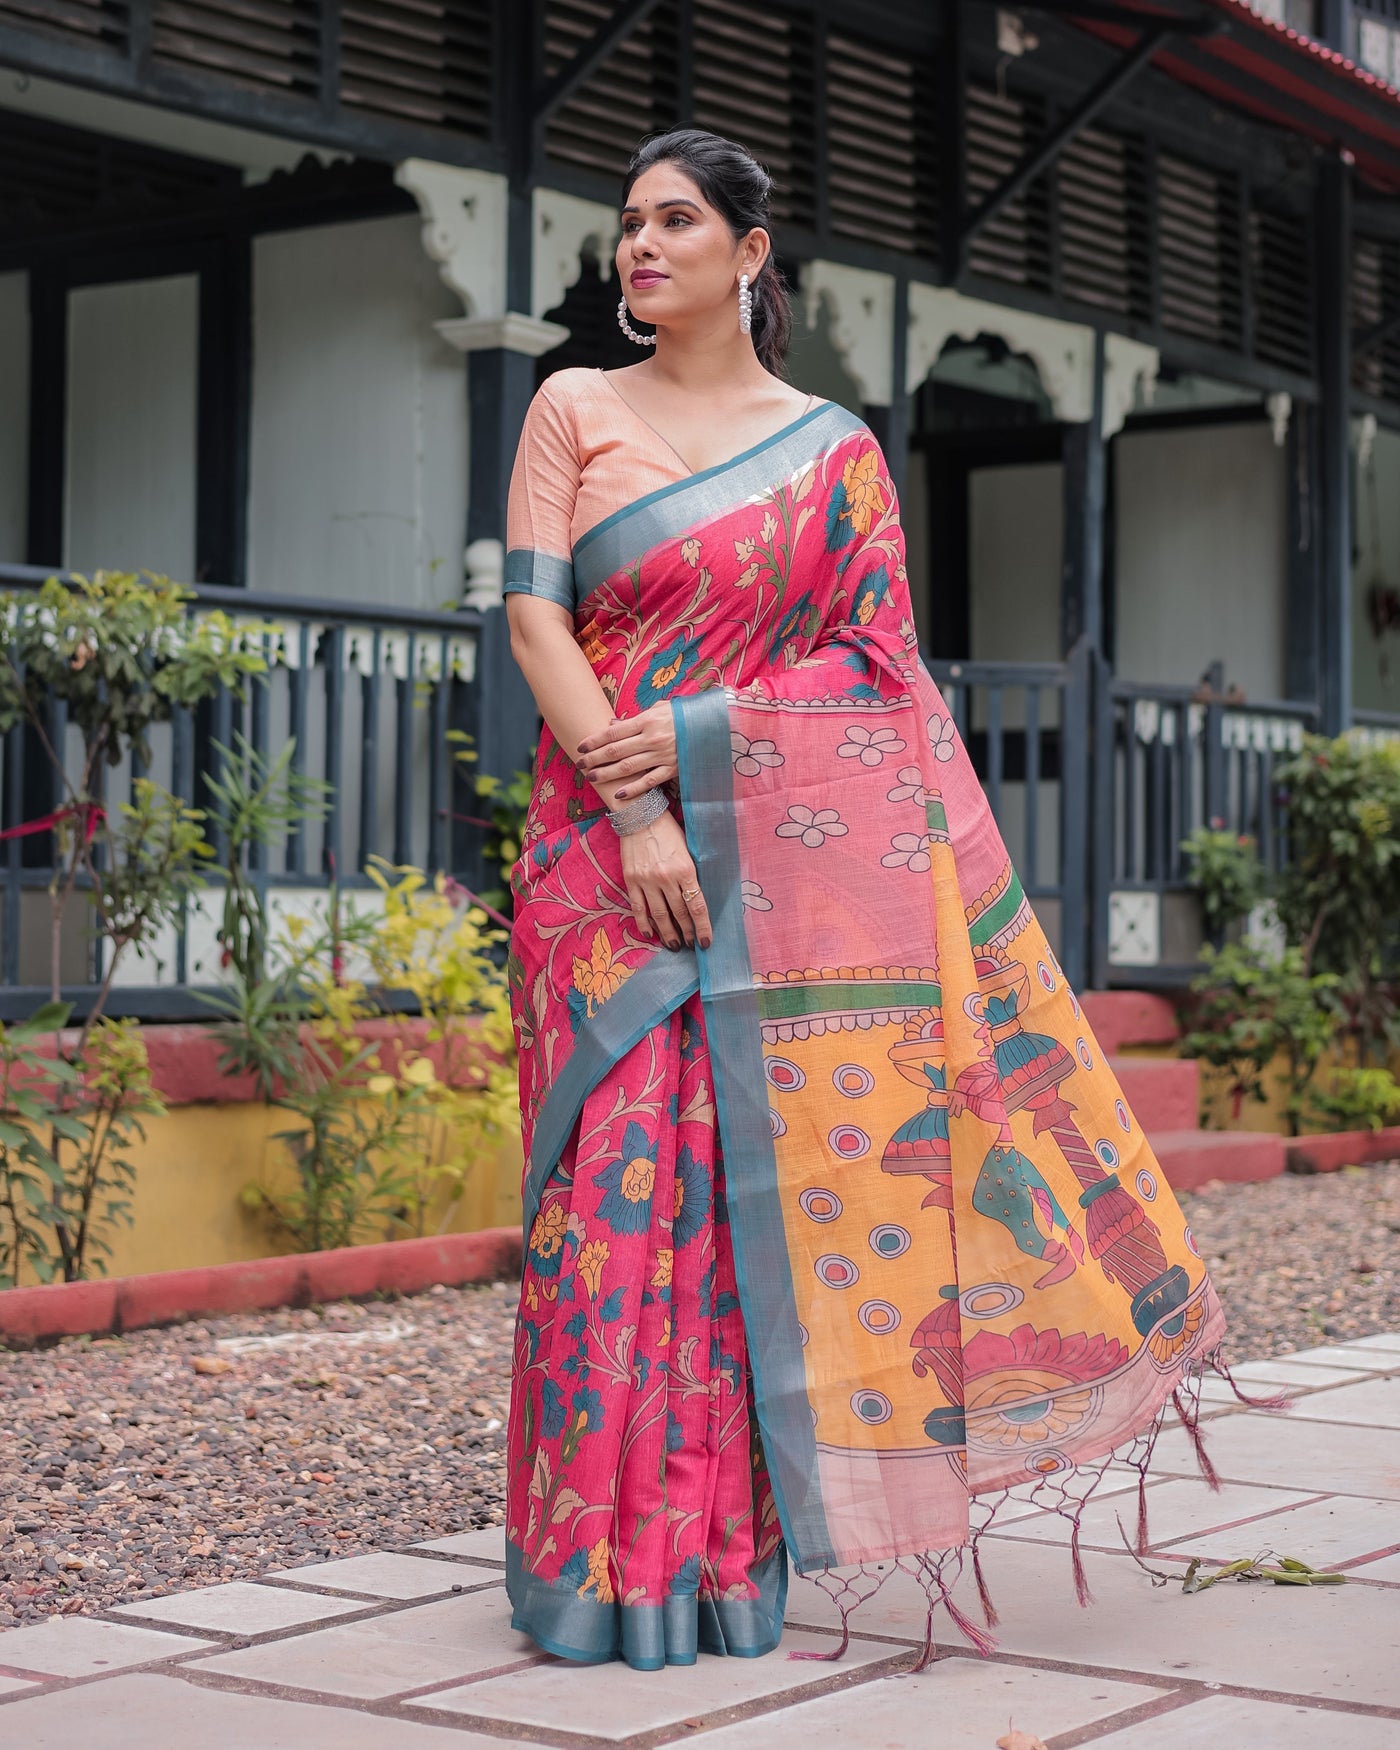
[1316,154,1352,735]
[1060,330,1107,657]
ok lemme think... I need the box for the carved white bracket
[394,159,508,318]
[464,537,505,611]
[533,188,622,320]
[798,261,896,405]
[1266,391,1293,448]
[906,284,1096,423]
[1102,333,1160,439]
[1355,410,1379,470]
[435,313,570,357]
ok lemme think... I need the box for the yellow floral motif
[529,1200,567,1261]
[659,1313,672,1347]
[839,448,887,537]
[621,1155,655,1202]
[651,1248,673,1290]
[673,1175,685,1219]
[649,650,687,692]
[578,1239,610,1299]
[681,537,702,567]
[583,1538,614,1603]
[571,927,631,1017]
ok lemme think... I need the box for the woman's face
[616,162,767,330]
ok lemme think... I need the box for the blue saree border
[521,947,701,1237]
[506,1538,787,1669]
[672,688,834,1572]
[503,547,576,610]
[572,403,866,604]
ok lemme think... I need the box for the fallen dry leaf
[192,1356,233,1376]
[997,1731,1049,1750]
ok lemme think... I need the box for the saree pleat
[503,376,1227,1669]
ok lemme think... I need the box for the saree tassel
[1069,1515,1095,1608]
[1172,1386,1221,1489]
[787,1618,849,1662]
[1208,1349,1294,1412]
[937,1581,999,1659]
[972,1540,1000,1628]
[909,1601,939,1676]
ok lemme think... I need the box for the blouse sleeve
[504,378,579,610]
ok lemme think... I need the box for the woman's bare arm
[507,595,711,950]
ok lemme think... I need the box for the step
[1080,990,1180,1054]
[1110,1054,1200,1134]
[1148,1128,1286,1193]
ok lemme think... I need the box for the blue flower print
[669,1552,702,1596]
[560,1546,590,1589]
[850,561,892,628]
[768,591,821,663]
[665,1409,685,1453]
[825,478,858,550]
[541,1378,567,1440]
[672,1143,711,1249]
[593,1120,658,1235]
[636,634,700,708]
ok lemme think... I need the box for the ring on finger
[681,885,700,902]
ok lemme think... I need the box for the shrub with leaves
[1180,826,1269,939]
[1178,942,1339,1134]
[1310,1065,1400,1133]
[447,731,534,919]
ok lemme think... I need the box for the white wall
[0,272,27,563]
[969,461,1063,665]
[248,213,468,610]
[1353,423,1400,716]
[65,274,199,578]
[1114,420,1287,701]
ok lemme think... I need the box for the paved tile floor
[1,1334,1397,1748]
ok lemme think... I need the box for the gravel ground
[0,1280,514,1629]
[1182,1158,1400,1357]
[2,1162,1398,1630]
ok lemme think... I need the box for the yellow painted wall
[8,1100,523,1285]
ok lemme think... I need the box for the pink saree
[502,389,1225,1671]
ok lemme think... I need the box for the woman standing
[502,128,1223,1672]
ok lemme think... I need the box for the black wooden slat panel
[1252,204,1312,377]
[691,0,814,227]
[1157,151,1243,350]
[152,0,320,97]
[340,0,492,136]
[0,0,128,45]
[543,0,679,182]
[827,31,934,257]
[965,81,1051,293]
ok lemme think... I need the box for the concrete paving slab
[1156,1493,1400,1568]
[411,1528,507,1564]
[110,1579,371,1636]
[1352,1551,1400,1582]
[992,1471,1147,1525]
[266,1551,490,1599]
[1088,1692,1400,1748]
[1273,1345,1400,1374]
[406,1629,898,1739]
[988,1479,1317,1553]
[691,1657,1168,1748]
[0,1615,216,1678]
[1149,1411,1400,1499]
[1199,1359,1358,1398]
[192,1586,535,1700]
[0,1674,37,1694]
[1339,1334,1400,1355]
[1279,1375,1400,1429]
[0,1671,528,1747]
[937,1537,1400,1707]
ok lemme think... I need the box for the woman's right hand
[619,809,712,951]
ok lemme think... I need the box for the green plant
[218,864,517,1253]
[0,1003,79,1287]
[1178,942,1339,1134]
[1180,827,1269,938]
[448,732,535,917]
[1310,1065,1400,1133]
[1274,733,1400,1059]
[201,733,331,988]
[0,570,264,1281]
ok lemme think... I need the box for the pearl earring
[738,272,752,335]
[617,297,656,347]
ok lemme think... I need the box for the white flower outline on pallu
[881,832,933,872]
[836,724,907,766]
[928,716,957,761]
[741,879,772,911]
[886,763,934,805]
[775,805,849,848]
[731,731,784,777]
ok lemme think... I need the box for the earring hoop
[617,296,657,347]
[738,272,753,336]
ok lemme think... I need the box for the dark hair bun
[621,128,793,377]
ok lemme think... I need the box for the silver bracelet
[608,787,670,836]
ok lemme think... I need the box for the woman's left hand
[576,704,678,800]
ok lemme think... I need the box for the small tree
[0,570,267,1279]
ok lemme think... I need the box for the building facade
[3,0,1400,998]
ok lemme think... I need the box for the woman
[502,128,1224,1672]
